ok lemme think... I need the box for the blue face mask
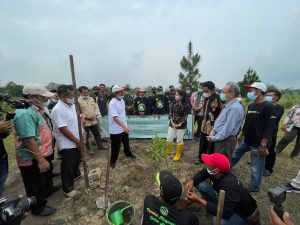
[265,96,273,103]
[198,88,203,93]
[247,91,257,101]
[206,168,215,175]
[220,93,227,102]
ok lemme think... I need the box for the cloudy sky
[0,0,299,89]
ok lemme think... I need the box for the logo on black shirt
[160,206,168,216]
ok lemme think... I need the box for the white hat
[111,84,124,93]
[249,82,267,92]
[23,83,54,97]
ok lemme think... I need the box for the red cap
[201,153,230,173]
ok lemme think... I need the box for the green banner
[101,115,193,139]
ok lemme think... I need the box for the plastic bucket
[106,201,135,225]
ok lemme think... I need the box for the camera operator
[0,106,13,197]
[13,83,56,216]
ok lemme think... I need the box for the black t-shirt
[142,195,199,225]
[151,94,169,115]
[192,170,257,220]
[272,104,284,135]
[0,110,8,160]
[134,96,149,114]
[242,101,276,147]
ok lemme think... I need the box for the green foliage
[0,82,23,97]
[147,136,170,169]
[279,93,300,108]
[238,67,261,97]
[178,41,201,91]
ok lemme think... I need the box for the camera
[268,186,286,220]
[0,93,31,109]
[0,196,36,225]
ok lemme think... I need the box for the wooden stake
[216,190,226,225]
[69,55,90,189]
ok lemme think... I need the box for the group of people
[0,80,299,225]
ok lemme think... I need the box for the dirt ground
[3,139,300,225]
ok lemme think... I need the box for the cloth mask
[265,96,273,103]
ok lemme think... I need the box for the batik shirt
[283,104,300,132]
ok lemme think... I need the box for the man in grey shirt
[207,82,244,159]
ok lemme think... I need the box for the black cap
[156,171,182,205]
[151,87,157,91]
[202,81,215,90]
[157,86,163,91]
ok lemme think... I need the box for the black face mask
[152,91,156,95]
[94,92,99,96]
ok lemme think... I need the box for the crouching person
[186,153,261,225]
[142,170,199,225]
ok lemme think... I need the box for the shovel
[96,139,111,209]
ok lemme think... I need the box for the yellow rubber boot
[165,142,173,155]
[173,144,184,161]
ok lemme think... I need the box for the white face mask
[203,93,210,98]
[118,95,124,99]
[206,168,215,175]
[41,100,50,107]
[66,97,75,104]
[175,95,180,101]
[82,96,89,100]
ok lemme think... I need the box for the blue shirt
[211,99,244,141]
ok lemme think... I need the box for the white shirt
[51,100,79,150]
[109,98,127,134]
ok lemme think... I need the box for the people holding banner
[134,88,149,116]
[166,90,188,161]
[109,85,136,169]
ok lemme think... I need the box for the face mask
[198,88,203,93]
[118,95,124,99]
[207,168,215,175]
[237,97,242,102]
[175,95,180,101]
[203,93,210,98]
[219,93,227,102]
[186,90,191,94]
[51,99,58,103]
[247,91,257,101]
[82,96,89,100]
[67,97,75,105]
[265,96,273,103]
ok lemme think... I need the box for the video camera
[0,93,31,110]
[0,195,35,225]
[268,186,286,220]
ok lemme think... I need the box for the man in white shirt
[109,85,135,168]
[51,85,81,198]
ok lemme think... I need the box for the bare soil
[4,139,300,225]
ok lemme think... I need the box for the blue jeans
[231,140,265,190]
[0,158,8,196]
[196,181,244,225]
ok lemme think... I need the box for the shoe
[173,144,184,161]
[126,152,136,159]
[64,190,80,198]
[165,142,172,155]
[51,171,60,177]
[32,205,56,216]
[110,163,116,169]
[284,183,300,193]
[246,186,260,193]
[264,170,272,177]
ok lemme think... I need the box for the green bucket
[106,201,135,225]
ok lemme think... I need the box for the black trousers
[199,132,214,160]
[60,148,81,193]
[19,163,47,213]
[85,124,102,147]
[194,115,203,137]
[265,136,277,173]
[110,132,131,164]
